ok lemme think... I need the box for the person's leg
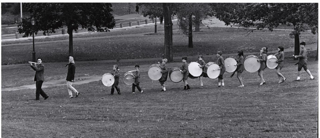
[297,64,302,80]
[199,76,203,86]
[38,81,48,99]
[276,68,285,83]
[132,84,135,93]
[237,73,244,87]
[35,81,41,100]
[136,83,143,93]
[111,85,115,95]
[115,85,121,94]
[67,81,73,97]
[304,65,314,79]
[68,81,79,96]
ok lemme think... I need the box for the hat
[300,42,306,45]
[135,65,140,68]
[217,51,222,55]
[278,46,284,51]
[238,50,243,56]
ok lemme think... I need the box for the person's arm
[277,53,284,63]
[31,64,44,72]
[180,64,187,73]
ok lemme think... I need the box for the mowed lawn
[2,24,318,65]
[2,59,318,137]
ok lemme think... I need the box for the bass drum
[244,55,261,73]
[101,73,115,87]
[148,64,162,81]
[224,57,237,73]
[206,63,220,79]
[188,62,203,78]
[266,55,278,69]
[124,70,136,85]
[169,67,184,83]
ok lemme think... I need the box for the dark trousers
[132,83,142,92]
[111,85,120,94]
[36,81,48,100]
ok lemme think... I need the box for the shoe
[296,76,300,81]
[161,89,164,92]
[118,92,121,95]
[187,85,190,89]
[141,90,144,93]
[238,85,244,87]
[163,87,166,92]
[132,92,135,94]
[76,92,80,97]
[44,96,49,100]
[260,82,266,86]
[110,93,114,95]
[200,83,203,87]
[184,86,187,90]
[283,77,286,82]
[70,96,73,98]
[310,76,315,80]
[218,82,221,87]
[222,83,225,87]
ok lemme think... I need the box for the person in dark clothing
[29,58,49,100]
[232,50,245,87]
[159,58,168,91]
[66,56,79,98]
[181,57,190,90]
[132,65,143,94]
[294,42,314,80]
[275,46,286,83]
[198,55,206,87]
[111,64,121,95]
[258,47,267,85]
[216,51,225,87]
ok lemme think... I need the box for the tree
[136,3,164,33]
[176,3,211,48]
[163,3,174,62]
[211,3,318,56]
[18,3,115,56]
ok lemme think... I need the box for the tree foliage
[18,3,115,36]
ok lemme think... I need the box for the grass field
[2,58,318,137]
[1,25,318,65]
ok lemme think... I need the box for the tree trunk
[160,16,163,24]
[188,14,193,48]
[155,17,157,34]
[316,31,318,61]
[68,24,73,56]
[294,33,300,57]
[163,3,173,62]
[194,13,201,32]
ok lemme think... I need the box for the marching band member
[29,58,49,100]
[132,65,144,94]
[231,50,245,87]
[111,64,121,95]
[181,57,190,90]
[159,58,168,91]
[294,42,314,80]
[275,46,286,83]
[257,47,268,85]
[216,51,225,87]
[66,56,79,98]
[198,55,206,86]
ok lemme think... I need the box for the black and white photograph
[1,2,318,137]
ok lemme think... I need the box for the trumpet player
[29,58,49,100]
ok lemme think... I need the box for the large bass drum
[206,62,220,79]
[169,67,183,83]
[188,62,203,78]
[148,64,162,81]
[244,55,261,73]
[266,55,278,69]
[101,73,115,87]
[224,57,237,73]
[124,70,136,85]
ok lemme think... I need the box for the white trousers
[67,81,78,96]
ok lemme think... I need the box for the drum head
[188,62,202,77]
[224,57,237,73]
[124,71,135,85]
[207,64,220,79]
[267,55,278,69]
[244,55,261,73]
[170,68,183,83]
[148,65,162,81]
[102,73,115,87]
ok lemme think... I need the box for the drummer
[257,47,267,85]
[159,58,168,91]
[132,65,144,94]
[294,42,314,80]
[274,46,286,83]
[181,57,190,90]
[234,50,245,87]
[198,55,206,86]
[111,64,121,95]
[216,51,225,87]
